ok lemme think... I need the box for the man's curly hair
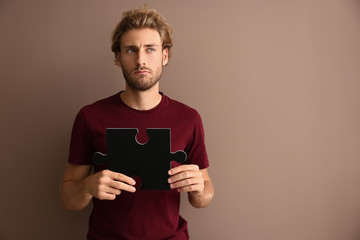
[111,6,173,59]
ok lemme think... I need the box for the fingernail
[168,178,172,183]
[168,170,172,175]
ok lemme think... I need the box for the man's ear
[115,52,121,67]
[162,48,169,66]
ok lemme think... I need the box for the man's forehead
[120,28,162,47]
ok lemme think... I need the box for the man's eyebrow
[123,44,160,49]
[144,44,160,48]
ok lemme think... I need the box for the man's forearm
[188,180,214,208]
[59,177,92,210]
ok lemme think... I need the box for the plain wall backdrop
[1,0,360,239]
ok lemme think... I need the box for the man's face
[116,28,169,91]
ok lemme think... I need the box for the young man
[60,7,214,240]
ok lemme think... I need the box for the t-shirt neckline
[113,91,167,115]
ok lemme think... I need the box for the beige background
[1,0,360,239]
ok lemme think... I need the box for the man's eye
[127,49,136,53]
[147,48,155,52]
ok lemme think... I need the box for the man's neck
[120,85,162,111]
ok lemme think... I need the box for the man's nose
[136,50,146,66]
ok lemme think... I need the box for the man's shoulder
[165,95,200,117]
[79,92,119,114]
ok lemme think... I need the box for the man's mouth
[133,70,150,74]
[133,68,151,74]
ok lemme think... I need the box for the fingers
[168,165,204,194]
[103,170,136,193]
[87,170,136,200]
[107,177,136,193]
[168,164,199,176]
[169,176,204,193]
[96,184,121,200]
[107,170,136,186]
[168,168,202,184]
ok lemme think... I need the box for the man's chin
[125,81,157,92]
[123,73,160,91]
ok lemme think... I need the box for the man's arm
[168,165,214,208]
[59,163,136,210]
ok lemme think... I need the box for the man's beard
[122,65,163,91]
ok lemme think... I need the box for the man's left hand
[168,164,204,196]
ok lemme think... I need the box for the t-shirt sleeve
[67,108,94,165]
[185,112,209,169]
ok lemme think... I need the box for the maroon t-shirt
[68,92,209,240]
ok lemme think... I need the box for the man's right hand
[85,169,136,200]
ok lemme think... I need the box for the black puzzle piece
[92,128,187,190]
